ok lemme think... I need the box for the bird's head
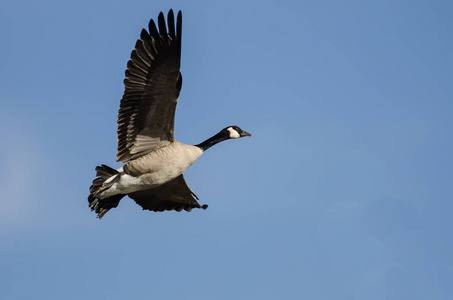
[223,126,252,139]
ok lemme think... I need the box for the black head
[196,126,251,151]
[222,126,252,139]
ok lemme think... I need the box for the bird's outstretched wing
[117,10,182,162]
[128,175,207,212]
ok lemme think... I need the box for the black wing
[128,175,208,212]
[117,10,183,162]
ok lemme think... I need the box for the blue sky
[1,0,452,299]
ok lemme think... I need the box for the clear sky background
[1,0,452,299]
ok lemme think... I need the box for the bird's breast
[123,141,203,186]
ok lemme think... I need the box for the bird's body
[88,10,251,219]
[98,142,202,198]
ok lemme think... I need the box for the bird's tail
[88,164,125,219]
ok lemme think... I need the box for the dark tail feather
[88,164,125,219]
[88,194,126,219]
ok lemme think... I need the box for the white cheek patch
[227,127,241,139]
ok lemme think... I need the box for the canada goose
[88,10,251,219]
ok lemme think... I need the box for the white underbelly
[98,173,149,198]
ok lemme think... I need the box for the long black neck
[195,131,229,151]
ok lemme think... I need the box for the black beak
[241,130,252,137]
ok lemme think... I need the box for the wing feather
[129,175,206,212]
[117,9,182,163]
[157,12,168,38]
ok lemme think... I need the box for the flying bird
[88,10,251,219]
